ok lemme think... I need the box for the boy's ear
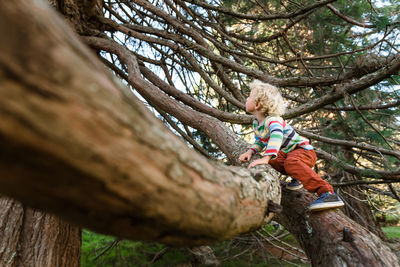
[255,102,262,110]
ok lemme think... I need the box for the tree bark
[0,0,280,246]
[276,188,398,267]
[330,142,387,240]
[336,172,387,241]
[48,0,104,35]
[0,196,81,267]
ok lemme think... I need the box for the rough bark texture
[0,0,280,246]
[48,0,103,35]
[336,172,387,241]
[0,196,81,267]
[276,187,399,267]
[333,148,387,240]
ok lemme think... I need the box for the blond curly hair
[249,80,286,116]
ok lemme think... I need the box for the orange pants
[269,148,333,196]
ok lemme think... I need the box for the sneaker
[309,192,344,211]
[286,178,303,190]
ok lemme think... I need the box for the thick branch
[84,36,249,162]
[295,128,400,159]
[276,188,398,266]
[183,0,336,21]
[0,0,280,246]
[139,64,251,123]
[315,149,400,179]
[284,53,400,118]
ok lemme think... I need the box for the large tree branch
[98,10,394,89]
[183,0,336,21]
[276,187,398,266]
[315,149,400,179]
[295,128,400,159]
[324,100,400,111]
[284,53,400,118]
[139,64,251,123]
[0,0,280,246]
[84,36,250,162]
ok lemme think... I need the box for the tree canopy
[82,0,400,178]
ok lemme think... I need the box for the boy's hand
[239,151,253,162]
[248,156,271,169]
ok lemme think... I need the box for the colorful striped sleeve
[264,118,284,159]
[249,136,265,154]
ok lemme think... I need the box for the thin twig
[349,94,394,150]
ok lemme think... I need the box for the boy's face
[245,90,258,113]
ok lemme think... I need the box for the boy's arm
[249,136,265,154]
[247,118,284,168]
[248,154,272,168]
[263,119,284,159]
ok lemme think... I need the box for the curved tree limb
[284,53,400,118]
[0,0,280,246]
[83,36,249,162]
[315,149,400,179]
[98,7,396,89]
[324,100,400,111]
[295,128,400,159]
[183,0,336,21]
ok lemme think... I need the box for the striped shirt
[249,116,313,159]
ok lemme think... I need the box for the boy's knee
[283,158,303,172]
[284,157,300,166]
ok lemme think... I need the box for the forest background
[0,0,399,266]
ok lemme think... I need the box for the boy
[239,80,344,211]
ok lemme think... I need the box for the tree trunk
[0,196,81,267]
[276,187,398,266]
[334,148,387,240]
[0,0,280,246]
[48,0,104,35]
[335,172,387,241]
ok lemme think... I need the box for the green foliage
[81,226,309,266]
[81,225,400,265]
[193,129,225,158]
[383,226,400,239]
[82,230,190,266]
[306,0,367,55]
[371,14,392,30]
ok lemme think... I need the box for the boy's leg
[268,150,287,174]
[283,148,333,196]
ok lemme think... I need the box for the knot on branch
[342,226,354,243]
[253,171,264,182]
[267,200,283,214]
[249,166,275,182]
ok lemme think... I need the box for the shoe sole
[308,201,345,211]
[286,184,303,190]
